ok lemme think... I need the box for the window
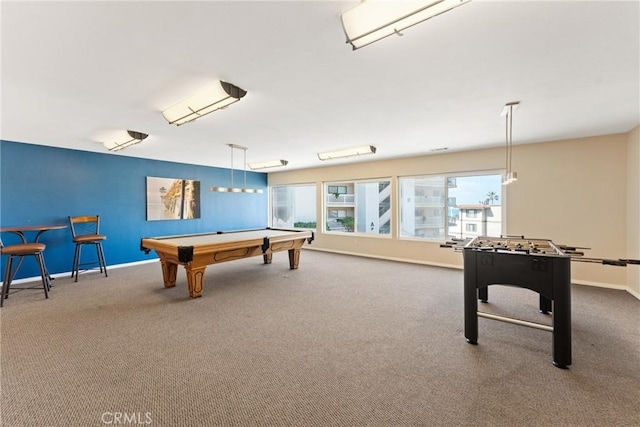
[328,185,347,195]
[399,173,502,241]
[399,175,445,239]
[325,180,391,235]
[270,184,317,229]
[327,209,348,218]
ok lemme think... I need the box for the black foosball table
[442,235,639,369]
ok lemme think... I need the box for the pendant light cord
[505,105,514,176]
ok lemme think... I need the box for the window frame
[269,183,318,230]
[323,178,392,238]
[397,170,504,242]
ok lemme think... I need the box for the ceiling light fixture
[340,0,471,50]
[210,144,263,194]
[500,101,519,186]
[317,145,377,161]
[162,80,247,126]
[248,159,289,170]
[103,130,148,152]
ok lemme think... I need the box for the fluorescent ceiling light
[317,145,377,161]
[103,130,148,152]
[248,159,289,170]
[162,80,247,126]
[340,0,472,50]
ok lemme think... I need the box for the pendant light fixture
[210,144,263,194]
[501,102,519,186]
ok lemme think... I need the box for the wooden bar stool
[68,215,108,282]
[1,239,50,307]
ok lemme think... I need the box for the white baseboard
[573,279,640,300]
[304,246,462,270]
[304,247,640,300]
[5,251,639,301]
[627,287,640,300]
[0,258,159,286]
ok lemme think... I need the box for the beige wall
[269,132,635,293]
[627,126,640,297]
[506,135,627,288]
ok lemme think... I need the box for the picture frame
[146,176,201,221]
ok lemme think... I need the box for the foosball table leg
[539,295,552,314]
[478,287,488,303]
[465,286,480,345]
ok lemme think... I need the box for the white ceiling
[1,0,638,171]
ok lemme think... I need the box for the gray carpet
[1,249,638,426]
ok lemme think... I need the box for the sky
[449,174,502,205]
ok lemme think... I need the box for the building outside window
[399,175,446,239]
[399,173,502,240]
[324,180,391,235]
[271,184,317,229]
[327,185,348,197]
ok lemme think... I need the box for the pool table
[140,228,314,298]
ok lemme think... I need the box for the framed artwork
[146,177,201,220]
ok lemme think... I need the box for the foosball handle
[603,259,627,266]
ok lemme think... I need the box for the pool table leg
[185,265,206,298]
[160,259,178,288]
[288,248,300,269]
[263,253,273,264]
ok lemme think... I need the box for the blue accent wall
[0,140,268,280]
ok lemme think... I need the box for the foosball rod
[477,312,553,332]
[570,257,639,266]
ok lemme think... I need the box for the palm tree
[485,191,499,205]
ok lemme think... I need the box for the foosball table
[441,235,639,369]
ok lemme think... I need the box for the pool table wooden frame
[140,228,314,298]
